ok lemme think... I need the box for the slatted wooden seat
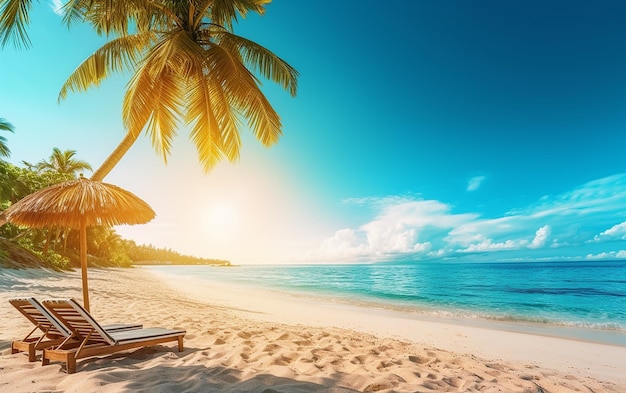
[10,298,143,362]
[41,299,185,373]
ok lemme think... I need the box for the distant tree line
[128,243,230,266]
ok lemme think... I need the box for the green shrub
[33,250,70,271]
[110,251,132,267]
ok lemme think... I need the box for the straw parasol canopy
[5,175,155,311]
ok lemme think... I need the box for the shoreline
[146,266,626,386]
[1,267,625,392]
[144,265,626,347]
[142,262,626,335]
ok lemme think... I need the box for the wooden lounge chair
[10,298,142,362]
[41,299,185,373]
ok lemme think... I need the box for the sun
[202,202,240,236]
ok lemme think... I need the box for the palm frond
[123,60,158,138]
[0,135,10,157]
[0,117,14,158]
[190,0,212,31]
[216,29,298,96]
[206,43,282,147]
[0,0,34,48]
[58,32,153,101]
[62,0,154,36]
[165,28,206,78]
[237,82,282,146]
[60,0,86,27]
[143,67,183,161]
[206,73,242,161]
[210,0,268,30]
[0,117,15,132]
[123,33,188,160]
[186,68,226,170]
[169,28,236,169]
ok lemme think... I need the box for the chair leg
[177,337,184,352]
[66,354,77,374]
[28,346,36,362]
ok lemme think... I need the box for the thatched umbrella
[5,175,155,311]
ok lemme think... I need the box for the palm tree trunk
[90,130,140,181]
[52,227,61,252]
[42,230,51,254]
[63,228,69,253]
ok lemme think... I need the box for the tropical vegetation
[0,149,229,270]
[0,0,298,181]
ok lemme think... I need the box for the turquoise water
[145,260,626,333]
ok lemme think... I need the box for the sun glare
[202,202,240,236]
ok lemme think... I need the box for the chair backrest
[41,299,117,346]
[10,298,72,338]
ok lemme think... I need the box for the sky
[2,1,626,264]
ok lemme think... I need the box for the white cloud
[317,199,474,261]
[314,173,626,263]
[595,221,626,241]
[585,250,626,260]
[463,238,521,252]
[467,176,486,191]
[528,225,551,249]
[319,228,366,260]
[509,174,626,218]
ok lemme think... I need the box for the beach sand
[0,267,624,392]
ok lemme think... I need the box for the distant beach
[1,266,624,392]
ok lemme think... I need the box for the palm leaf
[62,0,156,36]
[206,72,242,162]
[58,32,153,101]
[0,0,33,48]
[0,135,10,157]
[210,0,268,30]
[216,29,298,96]
[0,118,15,132]
[175,29,239,169]
[0,117,14,158]
[186,68,227,170]
[123,60,159,138]
[143,67,183,161]
[207,43,282,146]
[123,32,187,160]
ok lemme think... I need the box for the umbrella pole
[80,219,90,312]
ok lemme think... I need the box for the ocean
[145,260,626,340]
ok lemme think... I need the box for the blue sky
[2,1,626,264]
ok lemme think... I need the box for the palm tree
[36,147,93,177]
[0,117,14,158]
[1,1,298,181]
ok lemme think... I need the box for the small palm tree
[0,118,14,158]
[36,148,93,177]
